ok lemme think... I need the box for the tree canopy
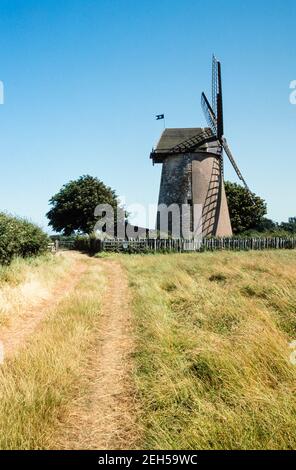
[47,175,118,235]
[225,181,267,234]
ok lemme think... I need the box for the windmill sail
[170,128,215,154]
[201,92,217,134]
[222,138,250,191]
[217,61,224,139]
[212,55,218,118]
[202,55,251,192]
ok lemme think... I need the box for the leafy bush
[225,181,267,233]
[0,213,49,265]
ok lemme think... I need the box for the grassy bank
[0,257,104,449]
[122,251,296,449]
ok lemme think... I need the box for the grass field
[122,250,296,450]
[1,250,296,450]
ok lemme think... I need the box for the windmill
[150,55,249,238]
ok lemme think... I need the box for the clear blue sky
[0,0,295,231]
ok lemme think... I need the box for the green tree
[280,217,296,233]
[47,175,118,235]
[256,217,278,233]
[225,181,267,234]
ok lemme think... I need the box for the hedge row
[0,212,49,265]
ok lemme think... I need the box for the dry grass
[0,253,73,328]
[122,250,296,450]
[0,257,104,449]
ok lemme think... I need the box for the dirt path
[0,252,88,359]
[1,252,137,448]
[57,259,138,450]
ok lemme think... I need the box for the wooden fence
[98,237,296,253]
[48,240,76,253]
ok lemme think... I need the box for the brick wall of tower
[158,154,192,207]
[157,154,192,237]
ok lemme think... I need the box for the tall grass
[122,251,296,449]
[0,259,103,449]
[0,253,70,285]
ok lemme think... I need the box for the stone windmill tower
[150,56,250,238]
